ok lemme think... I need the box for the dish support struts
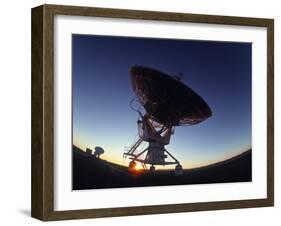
[123,113,183,175]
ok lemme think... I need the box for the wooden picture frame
[31,4,274,221]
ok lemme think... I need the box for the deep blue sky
[72,34,252,169]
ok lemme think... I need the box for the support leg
[164,148,179,164]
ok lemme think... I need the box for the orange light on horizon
[127,161,145,175]
[135,162,144,170]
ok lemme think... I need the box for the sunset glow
[72,35,251,170]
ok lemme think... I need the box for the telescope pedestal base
[125,146,182,175]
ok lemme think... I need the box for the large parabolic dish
[130,66,212,126]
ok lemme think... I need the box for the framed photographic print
[31,4,274,221]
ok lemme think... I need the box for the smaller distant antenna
[94,146,104,159]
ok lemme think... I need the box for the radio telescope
[123,66,212,175]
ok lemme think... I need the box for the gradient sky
[72,34,252,169]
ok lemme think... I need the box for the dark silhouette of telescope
[123,66,212,174]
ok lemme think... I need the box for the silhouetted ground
[72,145,252,190]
